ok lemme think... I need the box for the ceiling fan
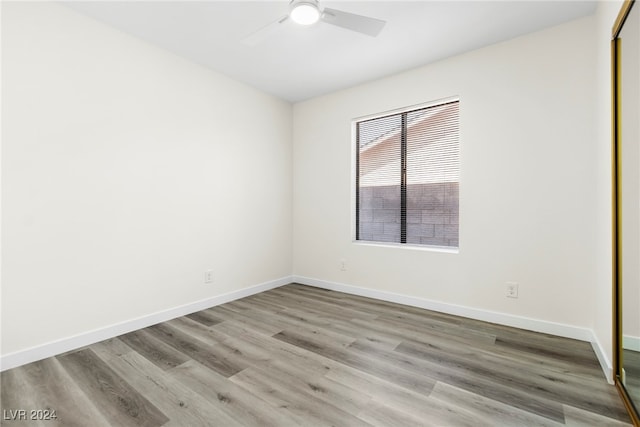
[243,0,386,46]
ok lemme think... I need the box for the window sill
[352,240,459,254]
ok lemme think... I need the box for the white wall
[1,2,292,357]
[293,17,598,330]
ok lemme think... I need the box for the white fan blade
[321,7,385,37]
[242,15,289,46]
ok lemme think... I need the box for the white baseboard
[292,275,613,383]
[623,334,640,352]
[591,336,614,384]
[293,276,593,340]
[0,276,292,372]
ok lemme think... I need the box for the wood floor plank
[270,318,358,348]
[56,348,169,427]
[169,360,302,427]
[106,351,241,427]
[285,284,461,325]
[226,296,286,314]
[249,358,372,416]
[220,300,348,341]
[356,399,433,427]
[357,313,603,381]
[145,322,246,378]
[325,363,481,426]
[495,334,600,369]
[429,381,563,427]
[166,317,230,344]
[267,287,379,321]
[212,320,335,376]
[376,310,497,345]
[271,307,336,330]
[167,317,272,368]
[14,357,112,427]
[322,317,404,351]
[119,330,190,371]
[395,337,629,421]
[273,328,438,395]
[384,337,567,422]
[1,365,49,427]
[204,305,284,336]
[89,337,135,360]
[353,314,495,353]
[229,366,373,427]
[185,310,224,327]
[347,315,493,360]
[622,348,640,404]
[563,404,635,427]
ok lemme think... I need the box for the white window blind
[356,100,459,247]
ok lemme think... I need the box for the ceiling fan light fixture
[290,1,321,26]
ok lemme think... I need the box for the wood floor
[0,284,633,426]
[623,348,640,412]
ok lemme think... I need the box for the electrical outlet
[340,259,347,271]
[204,270,213,284]
[506,282,519,299]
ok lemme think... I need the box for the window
[355,99,459,248]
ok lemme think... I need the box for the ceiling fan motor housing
[289,0,322,25]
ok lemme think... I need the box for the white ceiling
[63,1,597,103]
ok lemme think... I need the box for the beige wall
[293,16,598,332]
[1,2,292,356]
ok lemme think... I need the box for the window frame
[351,96,460,252]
